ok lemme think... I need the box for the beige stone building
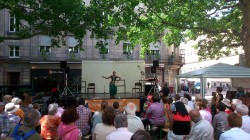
[0,9,184,96]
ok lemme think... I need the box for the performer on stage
[102,71,121,99]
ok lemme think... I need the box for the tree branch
[206,3,240,17]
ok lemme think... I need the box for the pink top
[58,123,81,140]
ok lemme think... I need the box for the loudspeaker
[60,61,67,69]
[151,66,156,73]
[65,66,70,74]
[153,60,159,67]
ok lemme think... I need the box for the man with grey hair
[106,114,133,140]
[185,110,213,140]
[124,102,144,133]
[236,104,250,133]
[8,109,42,140]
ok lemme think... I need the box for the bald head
[189,110,201,123]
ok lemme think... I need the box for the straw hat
[5,103,18,114]
[221,98,231,107]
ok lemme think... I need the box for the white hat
[4,95,12,99]
[11,98,22,105]
[5,103,18,114]
[232,99,242,106]
[221,98,231,107]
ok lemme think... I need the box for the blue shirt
[219,127,250,140]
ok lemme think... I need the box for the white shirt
[127,115,144,133]
[106,127,133,140]
[242,115,250,133]
[219,127,250,140]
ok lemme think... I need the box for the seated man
[143,94,165,127]
[124,102,144,133]
[185,110,213,140]
[106,114,133,140]
[235,104,250,133]
[219,113,250,140]
[8,109,42,140]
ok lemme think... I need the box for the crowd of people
[1,85,250,140]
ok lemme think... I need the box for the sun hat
[11,97,22,104]
[231,99,242,106]
[5,103,18,114]
[221,98,231,107]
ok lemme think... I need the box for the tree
[90,0,250,67]
[1,0,250,67]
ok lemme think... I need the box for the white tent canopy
[176,63,250,96]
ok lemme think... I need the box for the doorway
[7,72,20,85]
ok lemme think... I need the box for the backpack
[10,124,36,140]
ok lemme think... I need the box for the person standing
[102,71,121,99]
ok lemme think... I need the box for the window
[97,40,109,54]
[69,47,79,53]
[39,35,51,54]
[123,42,133,54]
[68,37,79,53]
[9,14,19,32]
[9,46,19,58]
[39,46,50,53]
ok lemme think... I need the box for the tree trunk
[241,0,250,68]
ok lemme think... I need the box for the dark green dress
[109,75,118,97]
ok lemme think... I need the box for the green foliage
[1,0,250,66]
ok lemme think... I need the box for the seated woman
[93,106,116,140]
[58,106,82,140]
[168,101,191,140]
[40,103,61,140]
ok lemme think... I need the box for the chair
[87,83,95,98]
[132,82,142,97]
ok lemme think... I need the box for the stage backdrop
[82,60,145,94]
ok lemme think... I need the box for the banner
[86,99,140,112]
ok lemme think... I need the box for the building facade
[0,9,184,95]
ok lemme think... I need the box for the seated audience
[75,98,92,136]
[185,110,213,140]
[168,101,191,140]
[212,102,230,140]
[91,101,108,133]
[58,106,82,140]
[0,102,11,138]
[113,101,121,114]
[40,103,61,140]
[180,97,192,113]
[130,130,152,140]
[219,113,250,140]
[5,103,22,126]
[198,99,212,123]
[143,94,165,127]
[8,109,42,140]
[231,99,242,111]
[221,98,232,115]
[124,102,144,133]
[10,97,24,121]
[93,106,116,140]
[184,93,195,110]
[235,104,250,133]
[55,102,64,117]
[106,114,133,140]
[33,103,41,118]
